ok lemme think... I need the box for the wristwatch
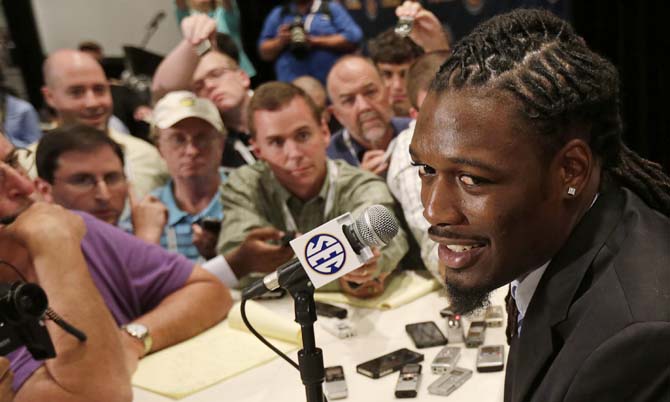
[195,39,212,57]
[122,323,153,355]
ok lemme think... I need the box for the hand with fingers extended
[395,1,450,52]
[360,150,389,176]
[129,191,168,245]
[224,227,296,278]
[180,13,218,49]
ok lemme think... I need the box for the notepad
[132,300,301,399]
[314,270,441,310]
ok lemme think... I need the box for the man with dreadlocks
[411,8,670,402]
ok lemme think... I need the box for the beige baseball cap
[152,91,225,135]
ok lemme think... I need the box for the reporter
[0,133,231,401]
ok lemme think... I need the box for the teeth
[446,244,477,252]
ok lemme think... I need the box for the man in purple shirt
[0,133,232,401]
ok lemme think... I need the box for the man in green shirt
[217,81,408,297]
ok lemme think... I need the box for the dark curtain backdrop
[3,0,668,171]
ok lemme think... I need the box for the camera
[289,16,309,58]
[0,281,56,359]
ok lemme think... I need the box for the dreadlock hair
[432,8,670,217]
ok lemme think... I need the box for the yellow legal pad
[314,270,441,310]
[132,300,301,399]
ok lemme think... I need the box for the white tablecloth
[133,286,508,402]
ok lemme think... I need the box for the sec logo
[304,234,346,275]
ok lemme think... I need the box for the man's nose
[353,93,372,113]
[94,179,112,201]
[3,166,35,199]
[391,75,404,92]
[284,139,303,160]
[422,176,466,226]
[83,89,102,107]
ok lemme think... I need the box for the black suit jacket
[505,187,670,402]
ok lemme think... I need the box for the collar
[510,261,550,321]
[272,160,332,206]
[161,170,226,226]
[510,193,600,320]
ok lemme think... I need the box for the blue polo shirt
[327,117,412,166]
[258,0,363,84]
[151,170,226,261]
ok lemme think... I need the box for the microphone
[242,205,399,300]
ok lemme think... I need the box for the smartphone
[395,363,422,398]
[485,305,504,328]
[356,348,424,379]
[465,321,486,348]
[427,367,473,396]
[405,321,448,349]
[280,231,296,246]
[324,365,347,400]
[431,346,461,374]
[315,301,348,319]
[476,345,505,372]
[195,217,222,233]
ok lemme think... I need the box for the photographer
[258,0,362,85]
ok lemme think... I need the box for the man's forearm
[20,245,130,401]
[129,267,231,354]
[152,40,200,101]
[259,38,287,61]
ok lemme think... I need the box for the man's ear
[33,178,54,203]
[41,86,56,109]
[409,107,419,120]
[238,70,251,90]
[327,104,342,126]
[249,137,262,160]
[555,138,593,200]
[320,114,331,146]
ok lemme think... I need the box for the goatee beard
[444,281,491,316]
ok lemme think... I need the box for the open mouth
[444,244,485,252]
[437,241,488,270]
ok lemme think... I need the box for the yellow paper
[228,299,302,344]
[132,300,301,399]
[314,270,440,309]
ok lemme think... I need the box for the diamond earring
[567,187,577,196]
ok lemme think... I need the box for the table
[133,286,508,402]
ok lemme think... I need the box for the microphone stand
[285,280,325,402]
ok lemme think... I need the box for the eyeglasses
[55,172,127,192]
[160,132,219,151]
[192,66,238,93]
[2,147,33,173]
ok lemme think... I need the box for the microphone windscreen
[354,205,399,247]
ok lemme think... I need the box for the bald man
[326,55,411,176]
[37,49,167,198]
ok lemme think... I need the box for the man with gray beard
[326,55,410,177]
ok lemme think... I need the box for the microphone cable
[240,298,299,370]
